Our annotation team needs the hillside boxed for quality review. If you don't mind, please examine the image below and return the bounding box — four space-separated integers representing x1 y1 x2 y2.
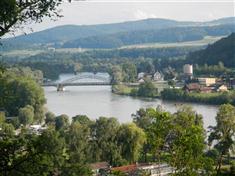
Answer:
186 33 235 68
1 17 234 50
63 24 235 48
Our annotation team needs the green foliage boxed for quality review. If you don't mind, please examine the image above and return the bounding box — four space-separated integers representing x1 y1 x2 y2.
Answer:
137 80 157 97
66 122 91 164
122 62 137 82
63 25 235 49
55 114 70 131
194 62 233 77
169 106 211 175
18 105 34 126
0 111 5 125
208 104 235 174
45 111 56 125
118 123 146 163
72 115 92 126
0 69 46 117
161 88 235 106
0 0 63 37
187 33 235 68
0 123 15 137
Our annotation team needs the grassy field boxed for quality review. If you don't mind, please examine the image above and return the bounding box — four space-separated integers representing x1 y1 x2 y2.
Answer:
120 36 223 49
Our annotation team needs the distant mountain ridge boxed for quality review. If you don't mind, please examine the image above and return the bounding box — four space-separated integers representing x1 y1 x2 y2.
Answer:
2 16 235 50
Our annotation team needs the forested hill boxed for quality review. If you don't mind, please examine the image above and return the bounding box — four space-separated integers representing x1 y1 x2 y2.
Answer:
186 33 235 68
1 17 235 50
63 24 235 48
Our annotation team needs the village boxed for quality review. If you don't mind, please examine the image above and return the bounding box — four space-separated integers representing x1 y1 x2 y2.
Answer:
137 64 235 94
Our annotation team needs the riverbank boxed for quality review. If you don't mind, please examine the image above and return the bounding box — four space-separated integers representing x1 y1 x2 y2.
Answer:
112 83 160 98
112 84 235 106
161 88 235 106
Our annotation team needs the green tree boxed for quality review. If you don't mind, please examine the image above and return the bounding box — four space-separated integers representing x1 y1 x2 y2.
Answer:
111 65 123 84
146 108 173 164
72 115 92 126
122 62 137 82
137 80 157 97
0 123 15 137
92 117 122 166
18 105 34 126
0 0 64 37
169 106 212 176
0 71 46 116
0 111 5 125
66 122 91 164
118 123 146 163
208 104 235 175
55 114 69 131
45 111 56 125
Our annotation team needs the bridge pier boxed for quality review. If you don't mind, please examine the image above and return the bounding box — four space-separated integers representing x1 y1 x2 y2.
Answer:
57 84 65 91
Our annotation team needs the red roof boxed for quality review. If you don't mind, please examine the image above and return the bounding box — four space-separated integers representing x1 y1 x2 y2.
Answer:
184 83 201 90
111 164 137 173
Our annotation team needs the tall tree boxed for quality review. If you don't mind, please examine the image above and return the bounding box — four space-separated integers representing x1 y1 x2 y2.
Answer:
169 106 212 176
208 104 235 175
118 123 146 163
18 105 34 126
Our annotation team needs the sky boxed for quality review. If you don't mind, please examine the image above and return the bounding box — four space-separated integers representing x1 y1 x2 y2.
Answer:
18 0 235 34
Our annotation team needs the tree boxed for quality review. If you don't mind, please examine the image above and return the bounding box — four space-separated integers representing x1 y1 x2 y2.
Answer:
72 115 92 126
0 123 15 137
146 108 173 164
0 71 46 116
137 60 155 74
169 106 212 175
0 110 5 125
0 0 64 37
92 117 122 166
111 65 123 84
45 111 56 125
137 80 157 97
55 114 69 131
208 104 235 175
66 122 91 164
118 123 146 163
18 105 34 126
122 62 137 82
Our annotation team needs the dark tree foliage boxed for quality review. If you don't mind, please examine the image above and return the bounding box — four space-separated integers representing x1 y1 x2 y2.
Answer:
0 0 64 37
187 33 235 68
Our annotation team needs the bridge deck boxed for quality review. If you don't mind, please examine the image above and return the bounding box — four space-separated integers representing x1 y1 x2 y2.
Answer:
43 82 112 87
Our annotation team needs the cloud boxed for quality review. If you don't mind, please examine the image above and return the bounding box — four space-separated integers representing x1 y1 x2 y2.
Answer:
133 9 157 20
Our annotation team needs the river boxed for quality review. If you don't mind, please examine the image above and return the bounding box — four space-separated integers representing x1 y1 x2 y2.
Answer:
44 73 218 129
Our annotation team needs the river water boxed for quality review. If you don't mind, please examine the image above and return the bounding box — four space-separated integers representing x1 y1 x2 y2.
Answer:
44 74 218 129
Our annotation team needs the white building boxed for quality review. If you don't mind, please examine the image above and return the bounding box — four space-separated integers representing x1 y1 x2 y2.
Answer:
138 72 145 80
153 71 164 81
183 64 193 76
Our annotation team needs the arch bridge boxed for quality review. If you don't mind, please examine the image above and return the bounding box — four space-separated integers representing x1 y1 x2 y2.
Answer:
43 73 112 91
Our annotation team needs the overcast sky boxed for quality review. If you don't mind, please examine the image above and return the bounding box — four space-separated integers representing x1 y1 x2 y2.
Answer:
19 0 235 34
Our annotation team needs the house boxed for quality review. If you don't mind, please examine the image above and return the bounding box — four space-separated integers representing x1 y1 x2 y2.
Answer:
138 78 145 83
198 78 216 86
200 87 212 93
183 83 201 93
213 84 228 92
137 72 145 80
111 164 138 175
111 163 174 176
90 162 110 176
153 71 164 81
